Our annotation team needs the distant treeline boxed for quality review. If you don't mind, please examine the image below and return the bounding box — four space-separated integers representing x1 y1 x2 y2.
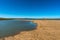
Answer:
13 18 60 20
0 18 60 20
0 18 13 20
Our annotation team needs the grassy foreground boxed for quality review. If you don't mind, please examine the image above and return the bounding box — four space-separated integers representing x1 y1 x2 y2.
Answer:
0 20 60 40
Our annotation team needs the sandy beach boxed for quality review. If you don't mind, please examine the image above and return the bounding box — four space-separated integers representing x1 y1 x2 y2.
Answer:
0 20 60 40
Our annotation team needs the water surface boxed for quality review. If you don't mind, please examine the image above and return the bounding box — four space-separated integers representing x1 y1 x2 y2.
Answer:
0 20 37 37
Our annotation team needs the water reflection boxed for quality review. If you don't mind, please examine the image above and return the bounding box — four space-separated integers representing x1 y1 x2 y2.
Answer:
0 20 37 38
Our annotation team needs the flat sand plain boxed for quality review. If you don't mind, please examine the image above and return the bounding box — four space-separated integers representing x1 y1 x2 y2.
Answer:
0 20 60 40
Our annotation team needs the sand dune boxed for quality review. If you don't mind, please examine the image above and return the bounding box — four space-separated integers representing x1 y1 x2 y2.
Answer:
0 20 60 40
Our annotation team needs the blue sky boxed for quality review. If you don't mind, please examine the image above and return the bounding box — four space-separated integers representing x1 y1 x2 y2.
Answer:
0 0 60 18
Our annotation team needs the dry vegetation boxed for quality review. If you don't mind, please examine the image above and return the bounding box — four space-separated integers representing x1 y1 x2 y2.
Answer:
0 20 60 40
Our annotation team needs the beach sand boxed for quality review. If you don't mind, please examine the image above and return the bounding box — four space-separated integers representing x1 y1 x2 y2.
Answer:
0 20 60 40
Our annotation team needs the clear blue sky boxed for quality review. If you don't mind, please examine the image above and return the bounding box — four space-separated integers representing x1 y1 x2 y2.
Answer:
0 0 60 18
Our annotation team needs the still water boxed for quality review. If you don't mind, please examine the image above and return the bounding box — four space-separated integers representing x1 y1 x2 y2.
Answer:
0 20 37 37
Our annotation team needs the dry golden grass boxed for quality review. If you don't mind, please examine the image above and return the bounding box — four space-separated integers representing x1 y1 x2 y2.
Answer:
0 20 60 40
